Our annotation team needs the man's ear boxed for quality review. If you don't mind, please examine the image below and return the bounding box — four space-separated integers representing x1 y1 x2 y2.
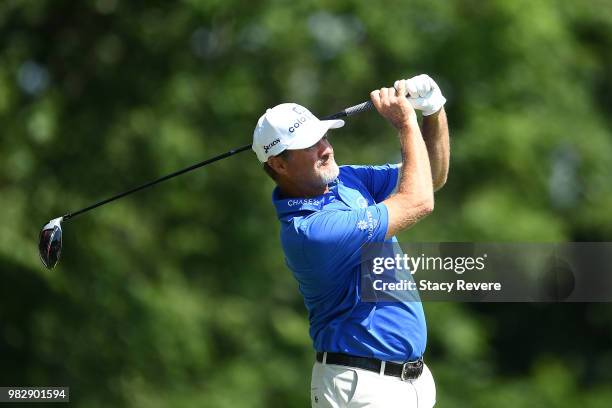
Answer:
267 155 290 176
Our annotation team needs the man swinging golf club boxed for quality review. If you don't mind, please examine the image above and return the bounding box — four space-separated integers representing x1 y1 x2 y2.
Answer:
252 74 449 407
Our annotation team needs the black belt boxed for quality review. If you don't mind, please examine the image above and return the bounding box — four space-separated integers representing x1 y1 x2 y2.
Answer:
316 352 424 381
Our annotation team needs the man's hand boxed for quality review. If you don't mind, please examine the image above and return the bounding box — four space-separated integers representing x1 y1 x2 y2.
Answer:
371 80 435 239
394 74 446 116
370 81 417 130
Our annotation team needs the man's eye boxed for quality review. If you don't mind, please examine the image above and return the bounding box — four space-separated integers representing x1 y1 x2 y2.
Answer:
305 135 328 151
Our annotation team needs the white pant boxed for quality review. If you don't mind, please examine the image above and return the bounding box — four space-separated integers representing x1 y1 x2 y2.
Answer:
310 359 436 408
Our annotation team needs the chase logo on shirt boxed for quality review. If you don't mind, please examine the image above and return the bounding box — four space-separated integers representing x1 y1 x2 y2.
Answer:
287 198 321 207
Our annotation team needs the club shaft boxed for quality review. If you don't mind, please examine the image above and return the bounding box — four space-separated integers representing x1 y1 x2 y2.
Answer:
64 144 252 220
63 101 374 221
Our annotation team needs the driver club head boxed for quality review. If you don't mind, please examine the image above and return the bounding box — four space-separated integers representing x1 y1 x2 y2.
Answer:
38 217 63 269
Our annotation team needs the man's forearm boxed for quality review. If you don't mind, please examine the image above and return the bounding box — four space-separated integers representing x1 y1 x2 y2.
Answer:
383 116 434 239
422 107 450 191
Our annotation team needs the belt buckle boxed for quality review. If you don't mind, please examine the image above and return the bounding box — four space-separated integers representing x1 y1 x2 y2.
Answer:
400 363 411 381
400 359 423 381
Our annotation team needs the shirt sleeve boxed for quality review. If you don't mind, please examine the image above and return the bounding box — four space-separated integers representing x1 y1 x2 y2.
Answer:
345 164 401 203
301 203 389 279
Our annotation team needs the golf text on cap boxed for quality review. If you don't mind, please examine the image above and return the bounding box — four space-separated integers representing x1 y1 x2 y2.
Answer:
289 105 312 133
263 138 281 154
289 116 310 133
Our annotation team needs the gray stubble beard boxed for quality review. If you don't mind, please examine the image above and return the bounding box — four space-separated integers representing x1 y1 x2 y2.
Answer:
316 159 340 187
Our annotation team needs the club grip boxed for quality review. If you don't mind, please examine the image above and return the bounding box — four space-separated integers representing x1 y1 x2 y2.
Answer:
344 100 374 116
321 100 374 120
333 85 413 119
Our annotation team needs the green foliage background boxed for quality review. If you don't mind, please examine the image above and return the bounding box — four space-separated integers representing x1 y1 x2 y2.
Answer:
2 0 612 406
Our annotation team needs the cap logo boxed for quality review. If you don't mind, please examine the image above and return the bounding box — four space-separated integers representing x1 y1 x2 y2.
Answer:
263 138 281 153
289 116 309 133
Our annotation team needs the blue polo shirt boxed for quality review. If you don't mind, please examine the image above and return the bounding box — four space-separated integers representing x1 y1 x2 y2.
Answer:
273 164 426 361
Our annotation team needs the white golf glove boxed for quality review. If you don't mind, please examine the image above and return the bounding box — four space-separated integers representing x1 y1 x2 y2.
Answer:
395 74 446 116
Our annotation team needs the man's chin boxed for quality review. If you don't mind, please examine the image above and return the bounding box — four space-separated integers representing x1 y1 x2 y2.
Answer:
319 163 340 185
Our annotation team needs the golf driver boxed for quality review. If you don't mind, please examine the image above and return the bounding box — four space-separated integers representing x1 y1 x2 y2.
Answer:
38 99 377 269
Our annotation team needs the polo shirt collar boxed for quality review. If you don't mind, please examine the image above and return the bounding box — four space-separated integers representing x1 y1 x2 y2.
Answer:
273 178 346 219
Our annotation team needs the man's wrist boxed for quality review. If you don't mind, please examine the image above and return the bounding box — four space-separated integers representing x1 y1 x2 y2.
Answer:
423 107 442 119
396 114 419 132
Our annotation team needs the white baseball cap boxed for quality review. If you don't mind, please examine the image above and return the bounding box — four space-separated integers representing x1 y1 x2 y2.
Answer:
252 103 345 163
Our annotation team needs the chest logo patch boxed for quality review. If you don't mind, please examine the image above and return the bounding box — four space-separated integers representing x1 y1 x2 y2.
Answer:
356 197 368 208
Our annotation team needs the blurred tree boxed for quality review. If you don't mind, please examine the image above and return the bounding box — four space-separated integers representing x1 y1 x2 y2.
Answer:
1 0 612 406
